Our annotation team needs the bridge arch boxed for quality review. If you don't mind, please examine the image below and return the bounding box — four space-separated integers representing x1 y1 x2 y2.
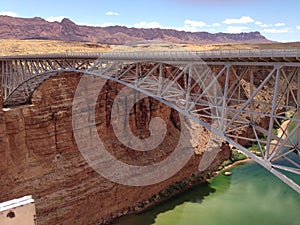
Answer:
1 51 300 192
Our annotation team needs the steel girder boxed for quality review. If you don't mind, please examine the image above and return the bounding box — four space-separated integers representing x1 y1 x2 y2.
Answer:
1 58 94 106
1 55 300 193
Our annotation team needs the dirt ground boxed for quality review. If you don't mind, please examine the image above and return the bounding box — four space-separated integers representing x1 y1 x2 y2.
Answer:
0 39 299 56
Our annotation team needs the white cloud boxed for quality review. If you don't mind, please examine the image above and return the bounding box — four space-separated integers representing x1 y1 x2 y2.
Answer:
184 19 206 27
133 19 207 32
262 28 290 33
182 19 207 32
223 16 255 24
105 11 119 16
74 21 125 27
255 21 263 26
133 21 164 29
101 22 125 27
225 26 250 33
296 26 300 30
275 22 285 27
45 16 65 22
0 11 18 17
260 24 273 28
182 26 198 32
212 22 221 27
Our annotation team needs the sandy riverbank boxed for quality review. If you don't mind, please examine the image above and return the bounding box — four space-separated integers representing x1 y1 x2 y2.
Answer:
215 158 254 176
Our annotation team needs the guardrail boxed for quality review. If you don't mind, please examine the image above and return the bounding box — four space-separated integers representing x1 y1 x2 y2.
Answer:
95 49 300 60
0 48 300 60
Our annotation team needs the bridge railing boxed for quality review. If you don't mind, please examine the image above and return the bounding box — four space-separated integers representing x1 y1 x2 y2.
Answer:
0 48 300 61
95 48 300 60
67 48 300 61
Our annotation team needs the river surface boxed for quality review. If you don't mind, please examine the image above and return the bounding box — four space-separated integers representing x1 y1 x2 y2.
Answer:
113 161 300 225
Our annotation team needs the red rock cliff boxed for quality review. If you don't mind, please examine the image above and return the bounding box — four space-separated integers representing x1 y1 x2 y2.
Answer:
0 15 272 44
0 71 230 225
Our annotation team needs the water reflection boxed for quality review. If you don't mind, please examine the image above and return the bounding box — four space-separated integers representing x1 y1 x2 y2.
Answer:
113 162 300 225
112 182 217 225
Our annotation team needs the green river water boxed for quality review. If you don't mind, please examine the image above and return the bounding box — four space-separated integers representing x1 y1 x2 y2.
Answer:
113 161 300 225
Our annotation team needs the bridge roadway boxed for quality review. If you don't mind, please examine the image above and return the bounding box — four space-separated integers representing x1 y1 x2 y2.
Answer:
0 49 300 193
1 48 300 62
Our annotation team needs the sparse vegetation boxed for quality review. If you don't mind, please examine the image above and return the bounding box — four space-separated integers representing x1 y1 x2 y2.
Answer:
231 149 247 161
218 149 247 171
248 143 263 157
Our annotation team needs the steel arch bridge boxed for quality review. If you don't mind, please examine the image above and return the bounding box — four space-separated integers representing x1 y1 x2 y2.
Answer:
1 49 300 193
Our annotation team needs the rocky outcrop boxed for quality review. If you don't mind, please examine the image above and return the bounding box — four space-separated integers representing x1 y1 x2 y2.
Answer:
0 15 272 44
0 86 10 177
0 71 230 225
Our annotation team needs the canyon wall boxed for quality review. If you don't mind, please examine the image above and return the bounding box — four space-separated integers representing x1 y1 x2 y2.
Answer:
0 72 230 225
0 78 10 180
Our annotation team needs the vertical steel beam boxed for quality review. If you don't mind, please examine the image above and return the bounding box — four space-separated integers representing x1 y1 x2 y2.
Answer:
190 65 227 111
265 66 281 160
161 64 189 96
221 65 230 131
250 68 254 123
157 63 163 96
5 60 9 99
225 68 276 130
185 64 192 111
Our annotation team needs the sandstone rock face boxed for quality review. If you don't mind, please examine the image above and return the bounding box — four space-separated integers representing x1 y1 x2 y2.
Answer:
0 84 10 177
0 72 230 225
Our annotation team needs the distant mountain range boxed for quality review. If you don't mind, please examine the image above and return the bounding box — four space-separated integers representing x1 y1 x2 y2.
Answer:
0 16 273 45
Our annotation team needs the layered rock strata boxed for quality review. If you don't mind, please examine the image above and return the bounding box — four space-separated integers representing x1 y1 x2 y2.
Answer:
0 72 230 225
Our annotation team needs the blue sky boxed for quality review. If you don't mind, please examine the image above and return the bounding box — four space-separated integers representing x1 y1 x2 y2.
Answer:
0 0 300 42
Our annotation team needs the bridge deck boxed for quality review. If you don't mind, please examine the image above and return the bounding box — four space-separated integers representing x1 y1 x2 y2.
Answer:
0 49 300 63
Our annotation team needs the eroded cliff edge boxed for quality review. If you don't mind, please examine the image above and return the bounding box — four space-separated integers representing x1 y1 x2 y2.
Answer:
0 72 230 225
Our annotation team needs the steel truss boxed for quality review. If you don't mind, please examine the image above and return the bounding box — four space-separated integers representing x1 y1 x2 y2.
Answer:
1 58 94 106
1 52 300 193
